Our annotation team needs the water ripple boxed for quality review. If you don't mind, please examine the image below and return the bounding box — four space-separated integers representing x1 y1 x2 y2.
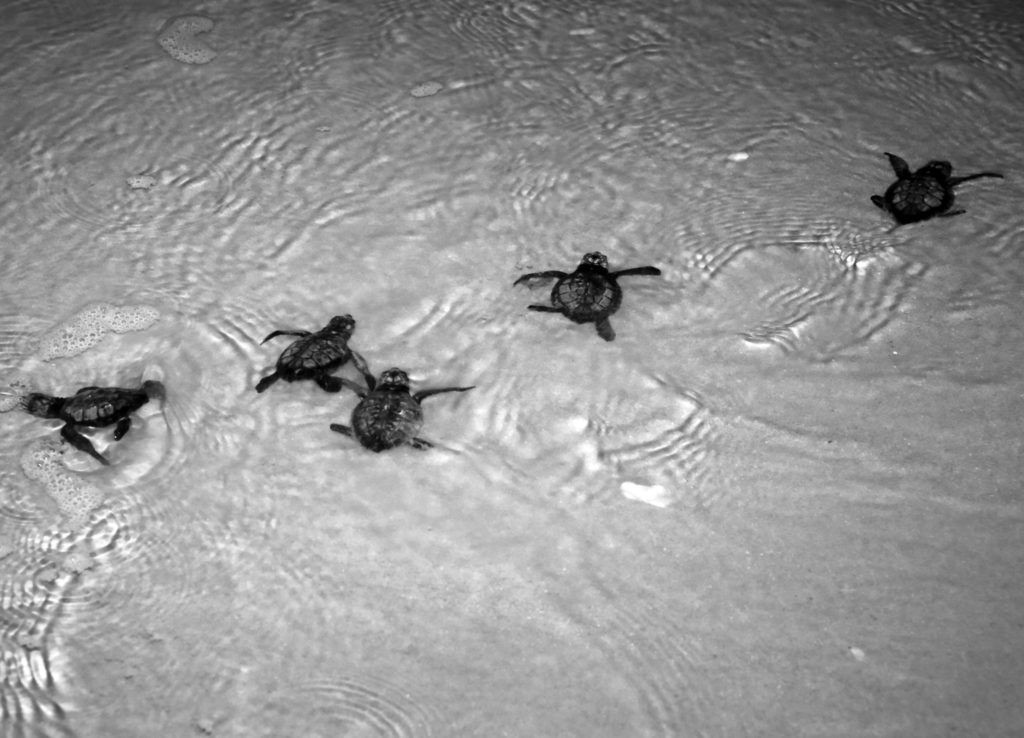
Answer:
254 677 442 737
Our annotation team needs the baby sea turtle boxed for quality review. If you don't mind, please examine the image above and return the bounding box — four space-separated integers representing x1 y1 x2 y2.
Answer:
22 380 165 465
329 368 474 452
513 251 661 341
255 314 372 393
871 152 1004 225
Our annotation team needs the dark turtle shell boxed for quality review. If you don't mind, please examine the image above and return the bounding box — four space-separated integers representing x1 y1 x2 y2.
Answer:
349 369 424 452
60 386 150 426
881 162 954 223
22 380 165 466
330 367 474 452
276 315 355 380
872 153 1005 225
552 252 622 324
514 251 661 341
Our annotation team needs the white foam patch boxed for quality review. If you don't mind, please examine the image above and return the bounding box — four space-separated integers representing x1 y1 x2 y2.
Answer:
126 174 157 191
157 15 218 65
36 302 160 360
61 548 95 574
620 481 672 508
410 81 443 98
0 374 31 412
20 439 104 527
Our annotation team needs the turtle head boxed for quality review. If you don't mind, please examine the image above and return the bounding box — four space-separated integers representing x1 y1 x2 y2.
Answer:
142 380 166 403
922 160 953 181
21 392 63 418
325 314 356 337
377 368 411 392
581 252 609 270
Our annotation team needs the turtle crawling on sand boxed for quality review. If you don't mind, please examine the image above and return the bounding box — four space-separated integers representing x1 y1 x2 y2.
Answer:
513 251 661 341
329 368 474 452
255 314 372 393
22 381 165 465
871 152 1004 225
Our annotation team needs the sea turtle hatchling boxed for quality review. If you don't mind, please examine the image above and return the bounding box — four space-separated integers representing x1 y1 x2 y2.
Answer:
21 380 166 465
871 152 1004 225
513 251 661 341
329 368 474 452
255 314 373 393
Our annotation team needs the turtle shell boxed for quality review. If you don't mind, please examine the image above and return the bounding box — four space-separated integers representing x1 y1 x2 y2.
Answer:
350 391 424 452
552 272 622 324
277 334 351 379
885 175 953 222
61 387 148 427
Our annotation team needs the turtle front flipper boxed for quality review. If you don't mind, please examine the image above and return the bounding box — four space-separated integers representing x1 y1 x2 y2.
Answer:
61 424 109 465
938 209 966 218
611 266 661 278
413 386 475 403
350 351 375 390
260 329 310 345
870 194 886 210
409 437 434 450
596 317 616 342
514 271 568 287
255 372 280 393
883 152 911 177
527 304 562 313
113 416 132 441
948 171 1004 187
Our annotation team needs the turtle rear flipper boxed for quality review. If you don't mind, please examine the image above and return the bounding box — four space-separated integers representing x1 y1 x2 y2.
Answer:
113 416 131 441
596 317 615 341
871 194 886 210
61 425 109 465
255 373 279 393
329 423 353 437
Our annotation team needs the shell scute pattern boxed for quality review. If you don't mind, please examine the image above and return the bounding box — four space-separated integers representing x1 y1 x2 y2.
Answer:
330 368 474 452
255 314 373 394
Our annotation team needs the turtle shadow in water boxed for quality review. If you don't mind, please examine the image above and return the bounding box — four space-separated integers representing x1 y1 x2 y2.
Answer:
513 251 662 341
871 151 1004 227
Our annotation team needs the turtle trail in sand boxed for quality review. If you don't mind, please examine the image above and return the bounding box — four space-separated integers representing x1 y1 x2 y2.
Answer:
513 251 661 341
871 152 1004 226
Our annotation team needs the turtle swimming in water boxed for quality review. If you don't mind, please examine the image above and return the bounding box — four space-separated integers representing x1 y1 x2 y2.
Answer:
329 368 474 452
871 152 1004 226
513 251 661 341
255 314 373 393
22 380 166 465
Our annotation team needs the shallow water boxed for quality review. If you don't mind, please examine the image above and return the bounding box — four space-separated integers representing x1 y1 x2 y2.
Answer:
2 0 1023 735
